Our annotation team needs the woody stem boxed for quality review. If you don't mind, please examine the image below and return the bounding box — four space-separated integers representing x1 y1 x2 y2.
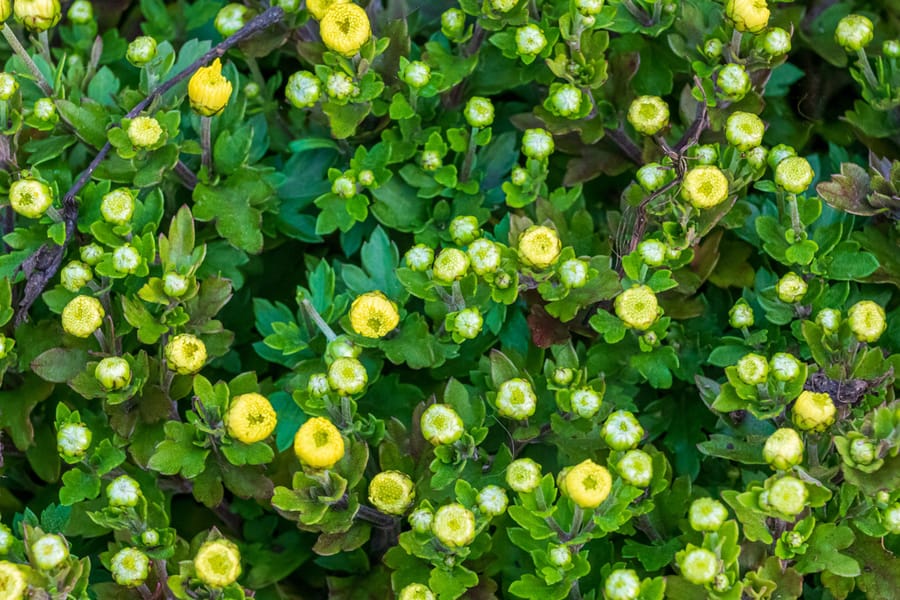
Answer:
1 24 53 95
200 116 213 176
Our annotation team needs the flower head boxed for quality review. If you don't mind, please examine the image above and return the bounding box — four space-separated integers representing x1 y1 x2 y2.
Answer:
399 583 436 600
127 116 163 148
57 422 91 457
776 272 807 303
506 458 542 493
95 357 132 391
214 3 252 37
421 404 464 445
725 0 769 33
409 508 433 533
285 71 321 108
518 225 562 269
495 378 537 420
165 334 207 375
0 73 18 100
515 24 547 56
320 3 371 57
563 459 612 509
465 96 495 128
476 485 508 516
9 178 52 219
618 449 653 488
605 569 640 600
764 428 804 470
112 245 141 274
14 0 61 31
307 0 348 20
847 300 886 342
31 534 68 570
678 546 719 584
349 291 400 338
101 189 135 225
615 285 659 330
767 475 808 516
816 308 841 333
368 471 415 515
433 248 470 283
452 307 483 340
62 295 104 338
602 410 644 451
550 84 583 118
188 59 232 117
107 475 141 507
775 156 814 194
226 393 277 444
725 111 765 151
405 244 435 271
689 498 729 531
729 300 754 328
0 561 27 599
627 96 670 135
770 352 801 382
110 547 150 587
327 357 368 395
559 258 589 288
467 239 501 275
432 503 476 548
717 63 751 101
294 417 345 468
835 15 874 52
60 260 92 292
194 539 241 588
760 27 792 56
736 353 768 385
126 36 157 66
570 388 602 419
522 128 554 159
682 166 729 208
792 391 835 432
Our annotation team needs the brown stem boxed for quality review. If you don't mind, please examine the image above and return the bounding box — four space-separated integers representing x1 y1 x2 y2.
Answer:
605 127 642 165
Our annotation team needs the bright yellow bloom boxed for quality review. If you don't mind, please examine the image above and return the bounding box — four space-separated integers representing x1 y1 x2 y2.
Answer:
518 225 562 269
792 391 836 432
194 539 241 588
62 295 105 338
188 59 233 117
14 0 60 31
563 459 612 509
349 291 400 338
307 0 348 20
165 334 207 375
320 3 371 57
725 0 769 33
368 471 415 515
294 417 345 469
615 285 659 330
226 393 277 444
0 561 27 599
9 178 53 219
682 166 729 209
0 0 11 22
847 300 886 343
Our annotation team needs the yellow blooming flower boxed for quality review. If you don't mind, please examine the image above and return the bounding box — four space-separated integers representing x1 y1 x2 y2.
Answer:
188 59 233 117
165 333 207 375
307 0 348 20
226 393 277 444
320 3 371 57
725 0 769 33
682 166 729 209
432 503 476 548
9 178 52 219
562 459 612 509
847 300 886 343
294 416 345 468
614 285 659 330
518 225 562 269
349 291 400 338
0 561 27 600
368 471 415 515
62 295 105 338
194 539 241 589
792 391 836 432
14 0 60 31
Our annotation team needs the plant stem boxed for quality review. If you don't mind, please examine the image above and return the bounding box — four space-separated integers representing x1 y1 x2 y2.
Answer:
1 24 52 95
301 298 338 342
460 127 479 183
200 116 213 176
38 30 52 67
856 48 880 91
729 28 743 62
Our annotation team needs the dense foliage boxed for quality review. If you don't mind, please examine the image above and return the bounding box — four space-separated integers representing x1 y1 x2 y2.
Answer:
2 0 900 598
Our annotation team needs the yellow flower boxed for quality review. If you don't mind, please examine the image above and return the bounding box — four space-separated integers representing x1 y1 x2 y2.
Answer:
518 225 562 269
307 0 348 20
847 300 886 343
725 0 769 33
9 178 53 219
0 561 27 600
682 166 729 209
349 291 400 338
62 295 105 338
127 116 163 148
194 539 241 589
0 0 11 22
614 285 659 330
226 393 277 444
563 459 612 509
368 471 415 515
14 0 60 31
188 59 233 117
164 333 207 375
432 503 476 548
294 416 345 469
792 391 836 432
320 3 371 57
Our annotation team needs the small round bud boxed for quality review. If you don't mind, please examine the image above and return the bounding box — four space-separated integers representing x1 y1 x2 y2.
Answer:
559 258 589 288
768 475 808 516
327 357 368 395
449 215 480 246
575 0 604 16
101 188 135 225
549 545 572 567
736 353 769 385
162 272 189 297
776 272 808 303
615 285 659 330
349 291 399 339
636 162 671 193
0 524 13 554
226 393 277 444
775 156 814 194
628 95 669 136
725 111 765 151
618 449 653 488
767 143 797 169
717 63 751 101
358 169 375 186
110 547 150 587
57 422 91 457
369 471 415 515
405 244 434 271
759 27 791 56
0 73 18 100
127 116 163 148
884 40 900 58
467 239 501 275
510 166 529 186
140 530 159 546
214 3 252 37
703 38 723 59
399 583 436 600
14 0 62 32
328 337 360 359
31 534 68 571
679 547 719 585
244 81 260 99
409 508 434 533
453 307 483 340
552 367 574 386
60 260 93 292
849 437 877 465
764 428 804 470
126 36 157 66
332 174 355 199
0 335 10 360
95 357 132 391
67 0 92 24
433 248 470 283
421 404 464 445
602 410 643 451
33 97 56 121
464 96 494 128
432 503 476 548
682 165 729 208
883 503 900 534
694 144 719 165
112 244 141 274
194 539 241 588
80 243 104 265
421 149 442 171
792 391 836 432
294 417 344 469
835 15 874 52
402 60 431 88
728 300 755 328
307 373 329 397
549 84 583 118
689 498 729 531
62 295 105 338
563 459 612 509
285 71 321 108
725 0 769 33
516 24 547 56
637 239 667 267
0 560 27 598
440 8 466 40
489 0 517 13
605 569 641 600
876 490 892 506
164 333 207 375
518 225 562 269
746 146 769 170
521 128 554 160
107 475 141 507
570 388 602 419
506 458 542 493
847 300 886 343
325 72 356 100
770 352 802 382
496 378 538 420
815 308 841 333
9 178 53 219
476 485 508 516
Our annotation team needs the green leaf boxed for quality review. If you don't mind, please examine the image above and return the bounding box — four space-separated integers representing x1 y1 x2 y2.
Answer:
30 347 88 383
193 169 276 254
794 523 860 577
59 469 101 506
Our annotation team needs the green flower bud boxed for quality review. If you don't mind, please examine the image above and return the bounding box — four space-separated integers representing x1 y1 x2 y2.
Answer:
215 3 252 37
736 353 769 385
847 300 886 342
770 352 802 382
405 244 434 271
835 14 874 52
399 583 436 600
14 0 61 32
60 260 93 292
776 272 807 303
758 27 791 56
746 146 768 170
110 547 149 587
637 239 667 266
433 248 470 283
602 410 643 451
636 162 671 192
815 308 840 333
575 0 604 16
464 96 494 128
101 188 135 225
489 0 517 13
549 84 583 118
506 458 542 493
883 503 900 534
849 436 877 465
31 534 68 571
57 422 91 457
307 373 329 397
162 272 189 297
327 357 368 395
768 475 808 516
67 0 92 24
285 71 321 108
9 178 53 219
618 449 653 488
402 60 431 89
33 97 56 121
0 72 18 100
884 40 900 58
107 474 141 507
440 8 466 40
449 215 480 245
725 111 765 151
140 529 159 546
244 81 260 98
0 523 13 554
689 498 729 531
452 307 483 340
332 174 356 198
0 334 11 359
112 244 141 274
717 63 751 101
763 428 804 470
679 547 719 585
432 503 476 548
325 72 356 100
95 357 132 391
421 404 464 445
694 144 719 165
570 388 602 419
605 569 641 600
496 378 537 420
767 143 796 169
552 368 574 387
409 508 434 533
516 24 547 56
80 243 104 265
522 128 554 159
559 258 589 288
510 166 529 186
421 149 442 171
728 300 754 328
476 485 508 516
368 471 415 515
127 116 163 148
703 38 723 59
275 0 301 13
627 95 670 136
775 156 814 194
549 545 572 567
126 36 157 67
